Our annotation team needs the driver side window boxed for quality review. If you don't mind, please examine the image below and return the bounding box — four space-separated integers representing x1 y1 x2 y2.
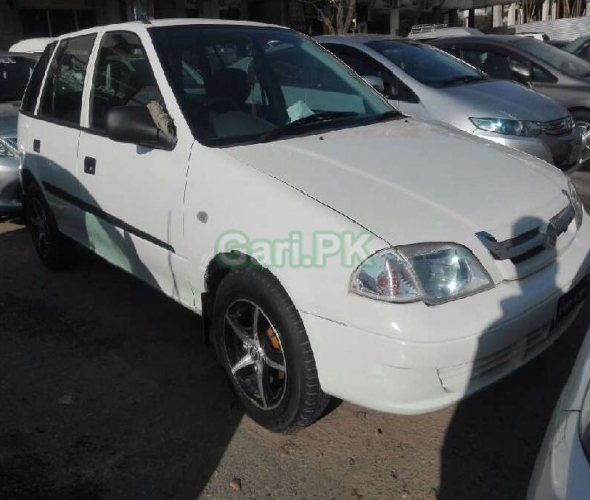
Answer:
90 31 163 132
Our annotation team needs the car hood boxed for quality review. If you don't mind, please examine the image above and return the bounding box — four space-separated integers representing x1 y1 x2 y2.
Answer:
224 119 569 247
437 80 568 121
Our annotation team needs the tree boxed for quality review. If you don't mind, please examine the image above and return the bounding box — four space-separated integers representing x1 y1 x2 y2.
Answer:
304 0 358 34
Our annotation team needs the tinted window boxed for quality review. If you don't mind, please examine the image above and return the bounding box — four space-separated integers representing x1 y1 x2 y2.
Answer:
0 54 37 104
367 40 485 87
531 64 556 82
461 49 523 79
40 35 96 125
151 27 391 146
325 44 418 102
21 43 55 113
90 31 163 131
512 38 590 78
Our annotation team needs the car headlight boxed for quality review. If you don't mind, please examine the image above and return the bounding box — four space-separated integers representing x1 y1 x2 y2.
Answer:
350 244 493 305
470 118 542 137
580 380 590 462
0 138 17 158
568 179 584 229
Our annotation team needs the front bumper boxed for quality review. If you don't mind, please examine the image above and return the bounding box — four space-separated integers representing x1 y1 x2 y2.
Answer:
0 157 22 213
301 217 590 415
473 129 583 174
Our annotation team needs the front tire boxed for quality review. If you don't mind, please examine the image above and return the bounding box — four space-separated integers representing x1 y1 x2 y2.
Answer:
23 182 75 270
213 267 329 433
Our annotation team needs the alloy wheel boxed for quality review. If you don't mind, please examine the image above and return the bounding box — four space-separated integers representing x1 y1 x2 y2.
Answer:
223 299 287 410
29 198 51 256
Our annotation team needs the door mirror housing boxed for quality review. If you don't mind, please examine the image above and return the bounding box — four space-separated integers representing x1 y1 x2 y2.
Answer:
510 60 532 85
362 75 385 94
105 106 176 150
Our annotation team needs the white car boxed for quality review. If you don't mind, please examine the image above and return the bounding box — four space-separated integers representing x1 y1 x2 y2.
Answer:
9 37 53 54
18 19 590 432
527 326 590 499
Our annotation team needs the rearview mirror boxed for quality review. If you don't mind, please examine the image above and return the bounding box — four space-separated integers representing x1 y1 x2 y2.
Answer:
105 106 176 151
510 60 532 85
362 75 385 94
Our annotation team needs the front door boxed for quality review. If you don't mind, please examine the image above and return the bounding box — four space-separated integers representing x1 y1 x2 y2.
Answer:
76 30 192 304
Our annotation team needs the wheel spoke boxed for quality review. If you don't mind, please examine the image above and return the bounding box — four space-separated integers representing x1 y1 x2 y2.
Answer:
226 313 255 347
263 353 285 372
256 364 268 408
231 353 255 374
252 306 260 340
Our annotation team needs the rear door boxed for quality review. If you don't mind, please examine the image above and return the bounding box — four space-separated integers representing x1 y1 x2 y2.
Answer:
23 34 96 240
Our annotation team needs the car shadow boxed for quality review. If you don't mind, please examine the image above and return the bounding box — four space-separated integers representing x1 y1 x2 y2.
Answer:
438 215 590 499
0 159 244 498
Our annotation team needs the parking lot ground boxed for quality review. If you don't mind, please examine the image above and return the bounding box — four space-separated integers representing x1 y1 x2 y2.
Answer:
1 171 590 500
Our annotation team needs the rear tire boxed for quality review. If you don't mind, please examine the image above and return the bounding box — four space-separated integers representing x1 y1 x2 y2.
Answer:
213 267 330 433
23 182 76 270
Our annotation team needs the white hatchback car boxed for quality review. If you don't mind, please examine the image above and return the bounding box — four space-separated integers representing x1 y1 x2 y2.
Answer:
18 19 590 432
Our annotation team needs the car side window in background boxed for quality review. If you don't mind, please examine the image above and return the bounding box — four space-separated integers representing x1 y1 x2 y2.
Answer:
531 64 557 83
21 42 56 114
90 31 163 131
461 49 513 79
40 35 96 125
324 45 415 101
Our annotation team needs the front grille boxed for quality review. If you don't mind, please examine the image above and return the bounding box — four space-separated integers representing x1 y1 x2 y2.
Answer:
538 116 574 136
476 203 575 264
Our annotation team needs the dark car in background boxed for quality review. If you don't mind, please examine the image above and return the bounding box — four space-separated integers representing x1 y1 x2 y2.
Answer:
431 35 590 164
0 51 38 213
563 35 590 62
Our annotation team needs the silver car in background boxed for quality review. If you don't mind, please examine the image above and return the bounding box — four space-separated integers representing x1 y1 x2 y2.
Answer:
317 35 583 173
0 52 38 214
527 325 590 499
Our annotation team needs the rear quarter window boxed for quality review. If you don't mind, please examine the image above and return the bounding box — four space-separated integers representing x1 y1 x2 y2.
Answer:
21 43 56 114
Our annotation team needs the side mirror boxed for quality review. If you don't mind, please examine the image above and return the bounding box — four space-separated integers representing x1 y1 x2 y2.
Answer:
362 75 385 94
510 60 532 85
105 106 176 150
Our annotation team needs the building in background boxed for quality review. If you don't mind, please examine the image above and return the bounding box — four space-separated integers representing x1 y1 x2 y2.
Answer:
1 0 589 50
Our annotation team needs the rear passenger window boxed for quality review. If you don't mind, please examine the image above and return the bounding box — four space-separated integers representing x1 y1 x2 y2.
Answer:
22 42 55 114
40 35 95 125
90 32 163 131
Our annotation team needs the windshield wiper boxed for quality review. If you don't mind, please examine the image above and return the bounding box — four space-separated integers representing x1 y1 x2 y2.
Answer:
258 111 360 143
439 75 487 87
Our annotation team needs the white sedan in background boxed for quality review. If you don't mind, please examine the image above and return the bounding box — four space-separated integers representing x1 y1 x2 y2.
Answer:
528 326 590 499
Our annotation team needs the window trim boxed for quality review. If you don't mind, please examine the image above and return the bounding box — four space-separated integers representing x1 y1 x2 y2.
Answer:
36 33 97 128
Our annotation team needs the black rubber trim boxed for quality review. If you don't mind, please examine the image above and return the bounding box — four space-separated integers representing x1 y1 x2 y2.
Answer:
42 181 175 253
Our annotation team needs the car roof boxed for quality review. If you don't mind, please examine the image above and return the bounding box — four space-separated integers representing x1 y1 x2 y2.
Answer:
432 34 531 45
0 51 39 60
316 34 420 47
52 18 286 41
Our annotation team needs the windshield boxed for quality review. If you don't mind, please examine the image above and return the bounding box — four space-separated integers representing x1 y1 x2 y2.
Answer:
150 27 392 146
367 40 485 87
0 55 37 103
512 38 590 77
